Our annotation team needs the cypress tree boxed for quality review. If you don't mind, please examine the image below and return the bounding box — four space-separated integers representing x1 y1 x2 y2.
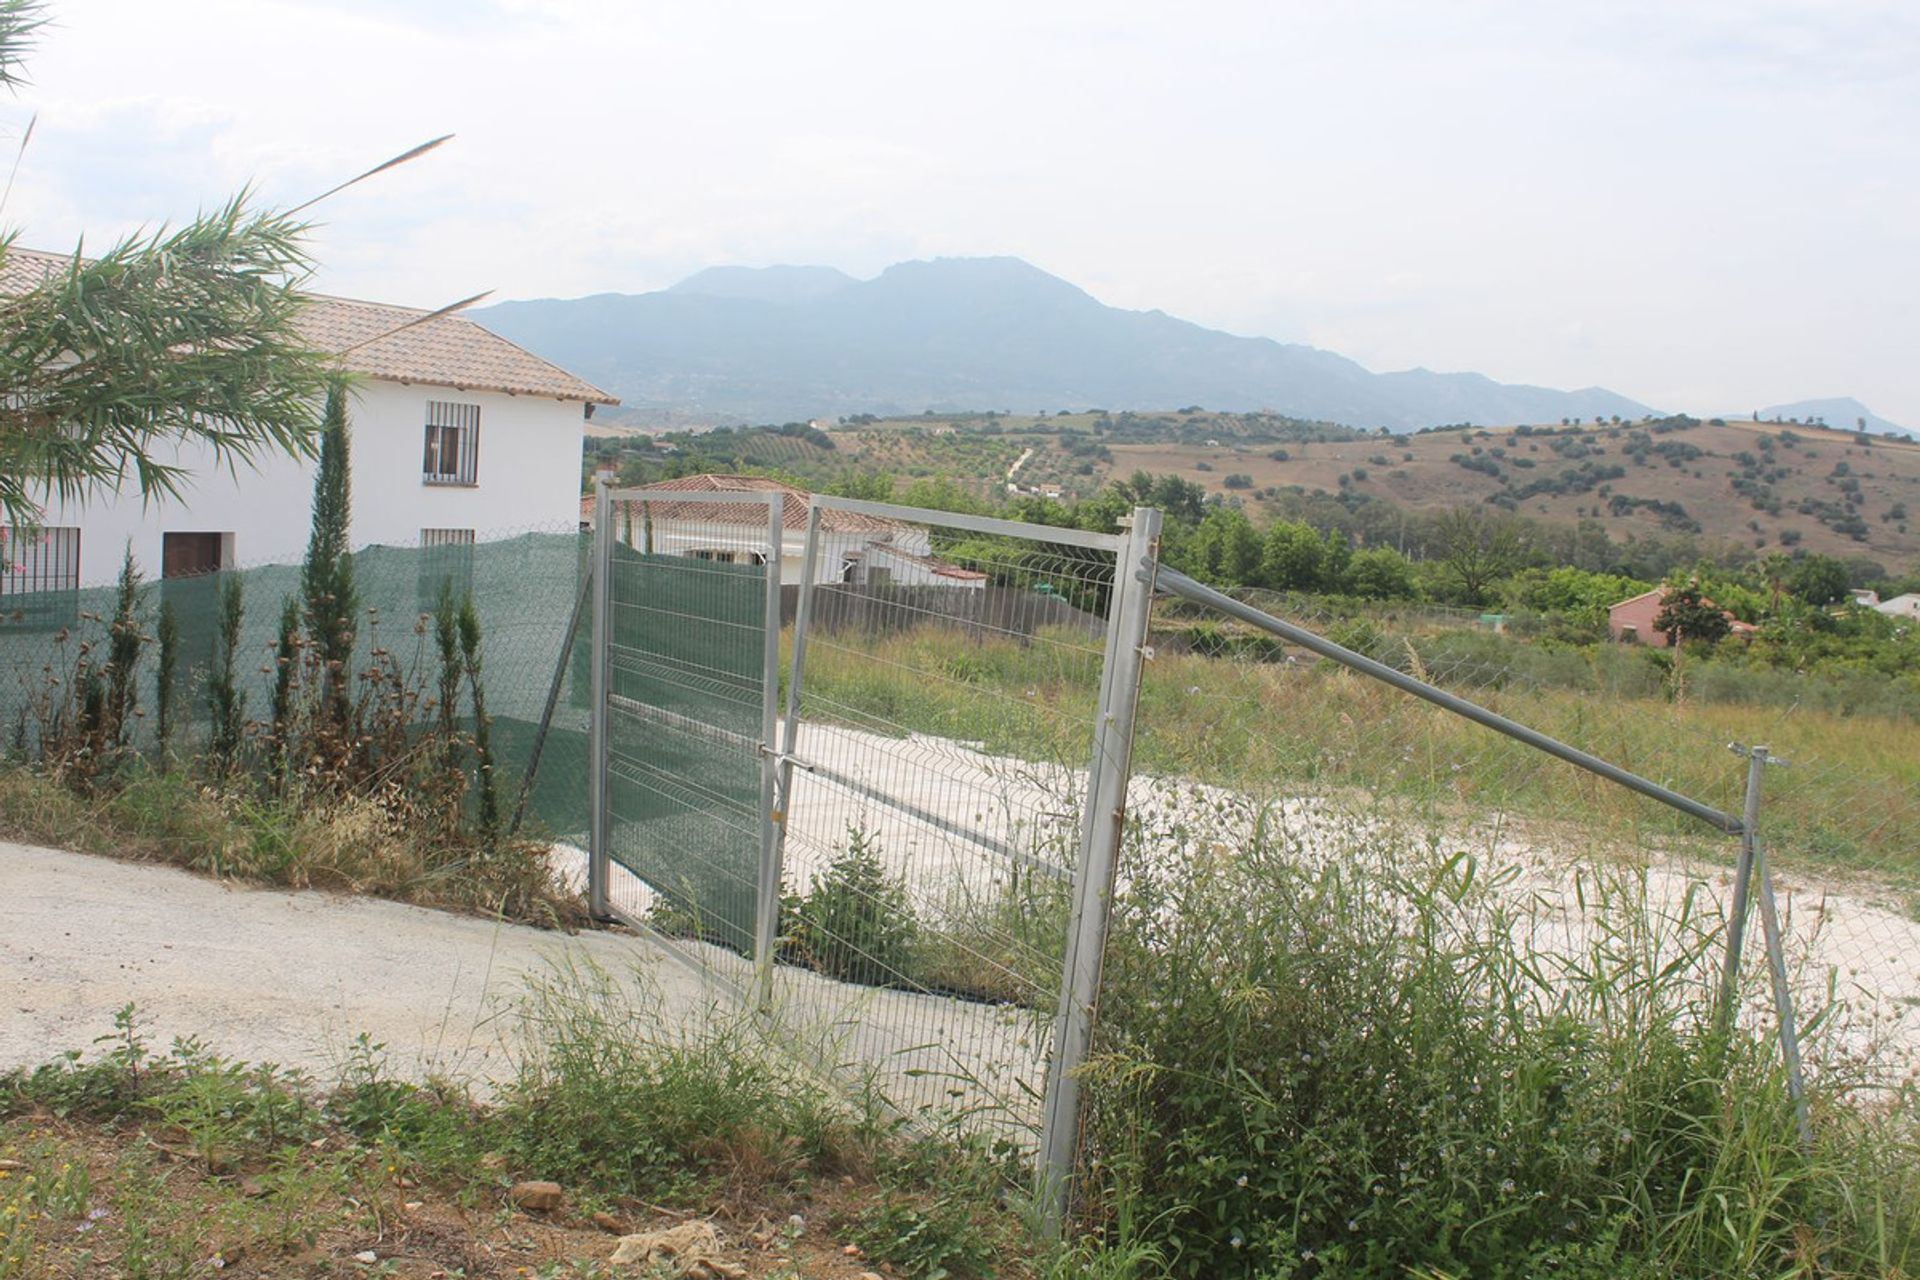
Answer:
457 595 499 844
302 381 358 731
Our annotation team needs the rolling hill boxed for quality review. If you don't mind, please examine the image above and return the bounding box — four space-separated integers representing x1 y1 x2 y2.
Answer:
601 409 1920 567
476 257 1658 432
1086 414 1920 565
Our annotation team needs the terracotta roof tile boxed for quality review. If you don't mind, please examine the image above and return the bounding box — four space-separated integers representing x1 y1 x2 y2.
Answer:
622 475 903 534
0 246 616 404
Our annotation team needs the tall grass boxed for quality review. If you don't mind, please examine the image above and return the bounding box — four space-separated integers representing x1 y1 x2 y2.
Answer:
1072 807 1920 1278
0 765 580 926
792 623 1920 883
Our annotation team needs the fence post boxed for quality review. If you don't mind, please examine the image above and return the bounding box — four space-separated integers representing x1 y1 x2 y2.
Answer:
586 475 613 921
1716 745 1767 1035
1038 505 1161 1238
752 493 787 1012
764 505 825 1012
1750 763 1814 1149
1722 743 1813 1148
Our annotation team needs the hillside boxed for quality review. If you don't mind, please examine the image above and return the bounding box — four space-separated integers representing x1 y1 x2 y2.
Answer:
613 410 1920 566
1096 414 1920 565
476 257 1656 432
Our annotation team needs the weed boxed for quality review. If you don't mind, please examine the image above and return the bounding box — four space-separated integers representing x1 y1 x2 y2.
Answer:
6 1003 151 1120
1074 816 1920 1278
499 960 858 1201
141 1040 318 1171
849 1191 1000 1279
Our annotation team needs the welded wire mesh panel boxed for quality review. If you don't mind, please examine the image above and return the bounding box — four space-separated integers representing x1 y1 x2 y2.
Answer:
600 504 772 964
1120 580 1920 1106
774 503 1120 1138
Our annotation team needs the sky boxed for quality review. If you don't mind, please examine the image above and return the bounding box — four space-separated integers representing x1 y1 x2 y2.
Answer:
7 0 1918 424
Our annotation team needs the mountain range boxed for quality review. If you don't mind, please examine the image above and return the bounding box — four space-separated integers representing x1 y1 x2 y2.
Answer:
474 258 1904 435
1752 398 1909 436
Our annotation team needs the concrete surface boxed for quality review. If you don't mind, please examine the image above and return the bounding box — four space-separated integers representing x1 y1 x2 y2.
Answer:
0 841 1047 1129
0 841 702 1083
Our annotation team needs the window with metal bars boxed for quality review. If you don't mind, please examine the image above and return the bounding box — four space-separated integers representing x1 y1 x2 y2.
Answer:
422 401 480 485
0 526 80 629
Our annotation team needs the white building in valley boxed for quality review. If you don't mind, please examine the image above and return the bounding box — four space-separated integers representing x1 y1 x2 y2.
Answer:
0 247 615 591
1876 593 1920 621
592 474 987 589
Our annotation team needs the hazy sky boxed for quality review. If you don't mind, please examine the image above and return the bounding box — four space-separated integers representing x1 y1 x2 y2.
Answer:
9 0 1918 423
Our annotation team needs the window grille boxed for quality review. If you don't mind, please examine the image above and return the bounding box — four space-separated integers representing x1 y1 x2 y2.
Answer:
0 526 80 629
422 401 480 485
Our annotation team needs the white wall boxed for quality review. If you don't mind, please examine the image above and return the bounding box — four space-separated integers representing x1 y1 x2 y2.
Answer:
613 509 871 586
29 379 589 585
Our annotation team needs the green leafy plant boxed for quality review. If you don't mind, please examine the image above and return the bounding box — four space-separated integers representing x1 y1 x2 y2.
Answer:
849 1191 999 1280
793 824 921 987
457 594 500 843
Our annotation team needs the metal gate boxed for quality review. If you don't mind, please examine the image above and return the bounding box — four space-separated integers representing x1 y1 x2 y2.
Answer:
585 478 1161 1221
586 482 785 995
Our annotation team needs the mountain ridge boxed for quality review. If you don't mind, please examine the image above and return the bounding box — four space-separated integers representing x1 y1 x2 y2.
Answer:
473 258 1883 435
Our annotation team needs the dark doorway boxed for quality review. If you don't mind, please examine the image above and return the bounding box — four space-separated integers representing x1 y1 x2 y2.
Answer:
162 531 228 579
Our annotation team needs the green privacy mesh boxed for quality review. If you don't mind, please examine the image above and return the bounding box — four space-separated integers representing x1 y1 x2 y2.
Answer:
602 542 770 952
0 529 595 845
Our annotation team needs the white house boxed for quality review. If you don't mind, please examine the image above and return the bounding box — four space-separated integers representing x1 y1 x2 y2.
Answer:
1875 593 1920 620
592 474 986 589
0 247 616 591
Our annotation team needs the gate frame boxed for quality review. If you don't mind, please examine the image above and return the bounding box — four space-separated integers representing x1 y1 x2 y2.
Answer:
775 494 1156 1233
587 476 787 991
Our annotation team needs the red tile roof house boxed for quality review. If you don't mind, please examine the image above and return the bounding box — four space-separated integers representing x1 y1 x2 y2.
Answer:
583 474 987 589
1607 587 1758 647
0 246 617 589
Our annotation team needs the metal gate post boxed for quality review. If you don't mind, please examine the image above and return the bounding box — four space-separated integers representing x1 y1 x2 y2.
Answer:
762 505 825 1012
752 493 787 1011
1716 745 1767 1035
1721 743 1812 1147
1038 505 1160 1237
587 475 614 921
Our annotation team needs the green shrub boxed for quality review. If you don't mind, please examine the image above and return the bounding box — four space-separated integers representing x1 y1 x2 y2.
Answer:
794 825 921 987
1076 823 1920 1277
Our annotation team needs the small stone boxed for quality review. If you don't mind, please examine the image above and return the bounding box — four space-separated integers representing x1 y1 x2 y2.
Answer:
0 1160 25 1172
353 1251 378 1265
509 1180 563 1212
238 1176 268 1198
592 1210 625 1233
404 1201 424 1212
843 1244 864 1257
859 1273 885 1280
786 1213 806 1234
